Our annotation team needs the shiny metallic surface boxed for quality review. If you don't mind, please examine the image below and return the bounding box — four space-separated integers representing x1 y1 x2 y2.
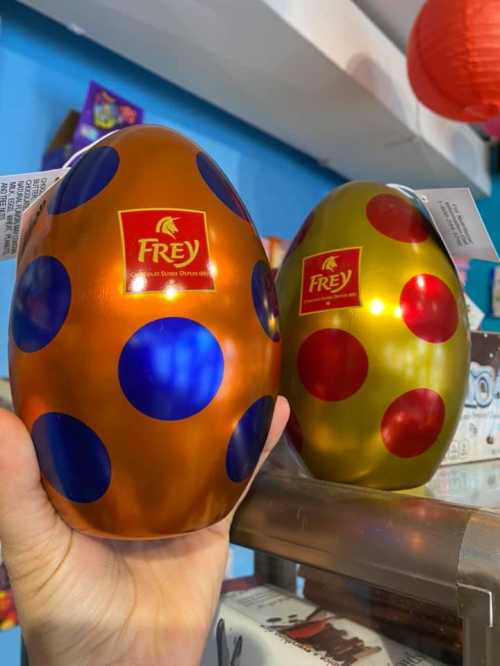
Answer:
458 511 500 665
277 181 470 489
233 473 500 663
9 125 281 539
233 473 472 609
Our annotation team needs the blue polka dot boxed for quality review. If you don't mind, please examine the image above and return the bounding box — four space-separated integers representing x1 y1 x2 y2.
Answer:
226 396 275 483
119 317 224 420
196 152 251 222
48 146 119 214
32 413 111 503
12 256 71 352
252 260 280 341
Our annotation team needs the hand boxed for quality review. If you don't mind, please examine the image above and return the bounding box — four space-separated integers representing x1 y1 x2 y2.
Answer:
0 397 289 666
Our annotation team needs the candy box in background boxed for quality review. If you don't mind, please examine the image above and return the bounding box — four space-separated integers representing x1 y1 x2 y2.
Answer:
42 81 143 169
72 81 143 152
201 582 444 665
41 111 80 171
442 331 500 466
0 576 17 632
261 236 290 277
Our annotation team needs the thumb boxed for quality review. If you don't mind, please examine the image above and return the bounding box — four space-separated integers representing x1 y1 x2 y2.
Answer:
254 395 291 475
227 395 290 520
0 409 62 558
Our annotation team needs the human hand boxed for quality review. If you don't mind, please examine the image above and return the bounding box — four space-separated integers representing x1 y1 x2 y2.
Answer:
0 396 289 666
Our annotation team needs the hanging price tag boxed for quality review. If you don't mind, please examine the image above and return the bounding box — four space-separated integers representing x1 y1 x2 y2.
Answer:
0 168 68 261
415 187 499 262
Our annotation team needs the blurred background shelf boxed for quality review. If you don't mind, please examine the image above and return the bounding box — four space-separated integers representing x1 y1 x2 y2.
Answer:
18 0 491 196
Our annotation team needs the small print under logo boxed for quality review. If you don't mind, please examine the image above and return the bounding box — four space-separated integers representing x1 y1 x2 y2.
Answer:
300 247 361 315
119 208 214 293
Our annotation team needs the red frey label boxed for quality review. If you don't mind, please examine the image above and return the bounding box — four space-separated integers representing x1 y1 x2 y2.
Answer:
300 247 361 315
119 208 214 293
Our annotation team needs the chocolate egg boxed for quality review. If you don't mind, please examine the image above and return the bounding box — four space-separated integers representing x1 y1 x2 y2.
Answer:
9 125 281 538
277 181 469 490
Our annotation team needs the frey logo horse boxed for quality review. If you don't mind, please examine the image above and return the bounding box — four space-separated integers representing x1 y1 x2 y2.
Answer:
119 208 214 293
300 247 361 315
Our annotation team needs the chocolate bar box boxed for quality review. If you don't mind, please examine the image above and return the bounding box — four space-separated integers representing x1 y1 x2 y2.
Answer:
202 584 445 665
443 331 500 466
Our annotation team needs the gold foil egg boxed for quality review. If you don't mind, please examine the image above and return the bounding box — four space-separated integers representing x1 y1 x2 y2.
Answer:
277 181 470 490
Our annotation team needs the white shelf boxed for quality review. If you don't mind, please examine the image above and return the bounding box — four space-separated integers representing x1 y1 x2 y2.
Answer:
20 0 491 197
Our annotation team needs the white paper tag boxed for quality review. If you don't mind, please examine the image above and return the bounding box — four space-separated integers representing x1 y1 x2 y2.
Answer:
415 187 499 262
17 178 65 263
0 168 68 261
0 132 119 263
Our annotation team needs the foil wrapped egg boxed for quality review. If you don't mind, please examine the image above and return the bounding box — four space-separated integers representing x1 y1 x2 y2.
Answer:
277 181 470 490
9 125 281 538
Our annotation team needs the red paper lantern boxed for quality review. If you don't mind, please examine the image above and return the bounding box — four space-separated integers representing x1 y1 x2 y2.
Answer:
483 115 500 138
407 0 500 122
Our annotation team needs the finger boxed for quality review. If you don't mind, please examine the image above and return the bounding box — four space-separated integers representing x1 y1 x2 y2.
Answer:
0 409 63 558
255 395 290 471
227 395 290 519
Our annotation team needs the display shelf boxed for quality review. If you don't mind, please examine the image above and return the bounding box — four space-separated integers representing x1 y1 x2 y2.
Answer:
19 0 491 196
231 469 500 665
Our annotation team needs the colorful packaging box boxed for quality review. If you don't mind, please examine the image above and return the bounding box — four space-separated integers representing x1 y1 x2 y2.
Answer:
0 589 16 632
202 583 445 665
261 236 290 276
72 81 143 152
442 331 500 466
41 111 80 171
42 82 143 169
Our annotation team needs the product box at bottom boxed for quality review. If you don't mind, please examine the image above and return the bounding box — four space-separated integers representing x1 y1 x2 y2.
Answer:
442 331 500 466
202 584 444 665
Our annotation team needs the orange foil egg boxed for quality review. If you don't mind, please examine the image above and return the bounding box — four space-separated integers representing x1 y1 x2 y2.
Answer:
277 182 470 490
9 125 281 538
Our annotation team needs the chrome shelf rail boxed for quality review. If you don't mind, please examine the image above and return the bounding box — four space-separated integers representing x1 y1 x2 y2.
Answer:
232 472 500 666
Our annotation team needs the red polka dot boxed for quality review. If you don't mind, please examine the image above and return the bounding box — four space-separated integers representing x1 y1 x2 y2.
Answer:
400 274 458 343
286 409 304 453
283 211 315 262
366 194 429 243
381 389 445 458
297 329 368 401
